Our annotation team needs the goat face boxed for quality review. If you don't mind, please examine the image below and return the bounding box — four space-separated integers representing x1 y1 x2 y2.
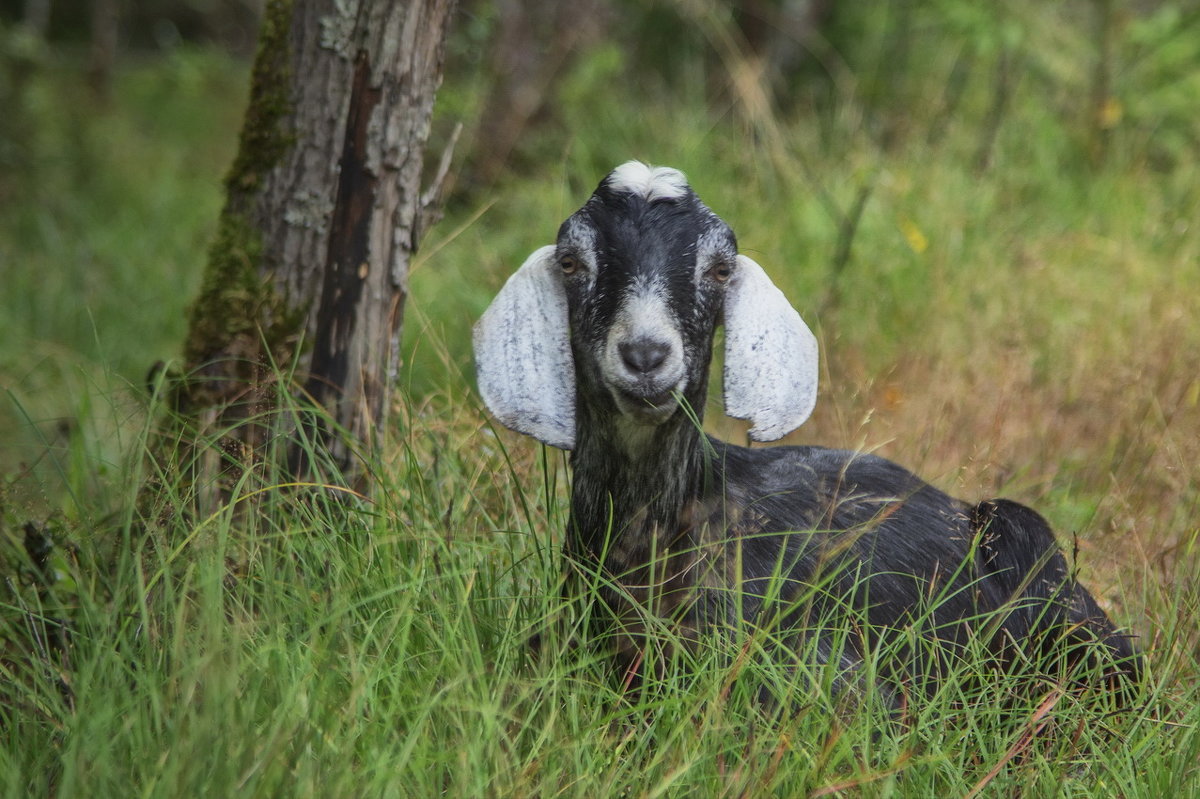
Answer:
475 161 821 450
556 165 733 427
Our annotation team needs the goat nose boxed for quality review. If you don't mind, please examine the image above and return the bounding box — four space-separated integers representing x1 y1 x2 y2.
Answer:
619 339 671 375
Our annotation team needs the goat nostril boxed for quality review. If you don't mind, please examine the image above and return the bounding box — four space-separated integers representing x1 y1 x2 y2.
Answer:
619 340 671 375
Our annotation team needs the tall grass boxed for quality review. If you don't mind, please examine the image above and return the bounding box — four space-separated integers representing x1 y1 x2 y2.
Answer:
4 4 1200 795
2 379 1197 796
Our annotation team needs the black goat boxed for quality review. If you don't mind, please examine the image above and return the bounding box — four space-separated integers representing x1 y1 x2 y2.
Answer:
474 161 1138 699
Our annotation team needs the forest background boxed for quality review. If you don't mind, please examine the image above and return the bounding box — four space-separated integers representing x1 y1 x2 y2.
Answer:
1 1 1198 795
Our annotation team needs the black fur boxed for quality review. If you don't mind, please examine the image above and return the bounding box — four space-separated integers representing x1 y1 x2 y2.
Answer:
543 168 1139 697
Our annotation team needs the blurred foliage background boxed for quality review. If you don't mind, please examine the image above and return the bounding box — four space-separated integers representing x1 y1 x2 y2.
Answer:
1 2 1199 793
2 0 1198 630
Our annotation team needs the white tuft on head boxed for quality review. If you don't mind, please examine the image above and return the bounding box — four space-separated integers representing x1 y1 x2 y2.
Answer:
607 161 689 202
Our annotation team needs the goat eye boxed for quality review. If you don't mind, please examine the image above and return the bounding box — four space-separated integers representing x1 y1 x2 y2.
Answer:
559 255 581 276
709 261 734 283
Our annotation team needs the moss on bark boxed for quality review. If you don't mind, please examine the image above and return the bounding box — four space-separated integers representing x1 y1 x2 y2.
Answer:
225 0 297 198
183 0 300 370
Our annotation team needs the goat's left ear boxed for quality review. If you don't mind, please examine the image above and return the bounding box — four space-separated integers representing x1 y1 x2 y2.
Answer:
722 255 819 442
473 246 576 450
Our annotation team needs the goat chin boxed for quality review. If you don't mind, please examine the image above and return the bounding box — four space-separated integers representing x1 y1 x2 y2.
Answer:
607 386 680 422
474 160 1141 704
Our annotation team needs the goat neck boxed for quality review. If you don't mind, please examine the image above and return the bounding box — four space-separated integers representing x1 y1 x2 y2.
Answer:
566 372 715 565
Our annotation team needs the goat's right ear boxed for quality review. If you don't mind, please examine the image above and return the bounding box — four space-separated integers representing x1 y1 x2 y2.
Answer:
722 255 819 442
473 246 576 450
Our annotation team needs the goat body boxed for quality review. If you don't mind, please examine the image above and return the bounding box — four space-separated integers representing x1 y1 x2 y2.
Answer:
475 161 1138 696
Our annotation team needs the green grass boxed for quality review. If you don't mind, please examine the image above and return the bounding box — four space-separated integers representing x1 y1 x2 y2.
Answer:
3 4 1200 795
2 387 1197 796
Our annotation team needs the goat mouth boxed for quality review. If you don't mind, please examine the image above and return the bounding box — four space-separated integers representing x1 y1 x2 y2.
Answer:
612 387 679 422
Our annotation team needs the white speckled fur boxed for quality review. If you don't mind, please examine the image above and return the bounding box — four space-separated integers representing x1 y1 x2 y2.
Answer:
607 161 689 202
723 255 819 441
693 226 732 283
601 276 686 395
473 246 576 449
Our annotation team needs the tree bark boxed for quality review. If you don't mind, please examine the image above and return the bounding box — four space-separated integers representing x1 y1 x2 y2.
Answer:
88 0 119 98
176 0 454 491
464 0 606 189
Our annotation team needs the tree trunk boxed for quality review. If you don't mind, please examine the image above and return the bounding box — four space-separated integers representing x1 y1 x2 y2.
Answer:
88 0 119 99
176 0 454 493
25 0 51 37
463 0 606 189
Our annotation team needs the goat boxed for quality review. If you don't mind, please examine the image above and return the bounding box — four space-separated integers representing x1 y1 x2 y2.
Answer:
474 161 1139 701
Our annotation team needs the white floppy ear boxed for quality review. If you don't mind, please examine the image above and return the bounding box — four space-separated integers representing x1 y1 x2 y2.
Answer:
473 246 576 450
723 254 819 442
